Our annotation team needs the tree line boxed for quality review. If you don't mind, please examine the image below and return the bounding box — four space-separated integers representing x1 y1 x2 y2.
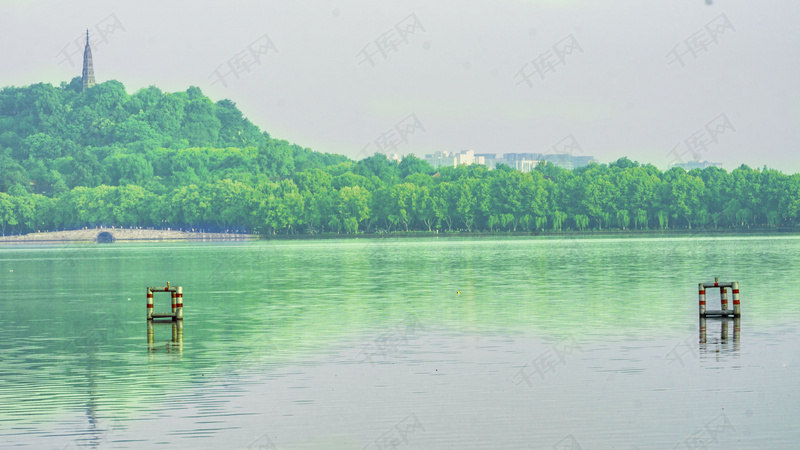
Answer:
1 79 799 236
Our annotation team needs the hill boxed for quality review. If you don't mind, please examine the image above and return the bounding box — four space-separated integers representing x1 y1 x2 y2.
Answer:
0 78 347 196
1 79 800 236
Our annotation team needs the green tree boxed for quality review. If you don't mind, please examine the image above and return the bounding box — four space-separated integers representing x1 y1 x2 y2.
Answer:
432 182 458 232
0 192 18 235
398 154 434 178
616 210 630 230
182 88 221 146
634 209 648 230
354 153 400 182
574 214 589 231
386 183 415 232
455 179 477 232
339 185 371 233
660 168 705 229
412 186 437 232
551 211 566 231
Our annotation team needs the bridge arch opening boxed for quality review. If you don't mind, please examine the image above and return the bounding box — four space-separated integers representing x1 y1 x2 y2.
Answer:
97 231 115 243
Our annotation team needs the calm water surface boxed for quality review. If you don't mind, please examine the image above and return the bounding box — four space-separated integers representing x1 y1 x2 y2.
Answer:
1 235 799 449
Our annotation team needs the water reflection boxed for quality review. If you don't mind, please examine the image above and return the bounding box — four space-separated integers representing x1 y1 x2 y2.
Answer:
146 320 183 356
81 355 103 449
3 238 800 447
699 316 741 353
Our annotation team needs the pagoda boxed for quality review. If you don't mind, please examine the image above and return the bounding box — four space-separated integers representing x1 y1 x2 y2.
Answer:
81 29 95 91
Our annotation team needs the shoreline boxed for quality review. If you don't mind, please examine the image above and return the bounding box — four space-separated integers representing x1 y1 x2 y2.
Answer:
260 227 800 241
0 228 258 244
1 227 798 244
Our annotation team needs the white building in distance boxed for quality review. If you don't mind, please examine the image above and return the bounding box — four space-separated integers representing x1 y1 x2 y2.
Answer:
424 150 596 172
425 150 485 168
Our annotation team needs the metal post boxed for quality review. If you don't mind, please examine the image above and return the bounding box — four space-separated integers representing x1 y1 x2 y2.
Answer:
176 286 183 320
147 320 155 353
720 287 728 312
174 320 183 354
698 283 706 316
171 290 177 316
147 288 154 320
699 316 707 345
732 281 740 317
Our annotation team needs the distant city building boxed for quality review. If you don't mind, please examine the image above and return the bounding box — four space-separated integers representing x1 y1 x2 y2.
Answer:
570 156 596 167
503 153 543 172
423 150 596 172
475 153 502 169
669 160 722 171
424 150 485 168
540 154 597 171
81 29 95 91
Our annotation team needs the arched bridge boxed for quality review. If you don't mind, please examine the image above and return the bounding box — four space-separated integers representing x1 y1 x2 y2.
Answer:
0 228 257 243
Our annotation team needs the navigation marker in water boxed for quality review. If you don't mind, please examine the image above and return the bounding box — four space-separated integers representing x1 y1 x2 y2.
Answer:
698 277 740 317
147 281 183 321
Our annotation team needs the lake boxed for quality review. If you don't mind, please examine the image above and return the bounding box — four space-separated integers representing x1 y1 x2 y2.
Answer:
1 235 798 448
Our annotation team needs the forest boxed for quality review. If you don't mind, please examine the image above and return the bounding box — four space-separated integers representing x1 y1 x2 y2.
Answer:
1 78 799 236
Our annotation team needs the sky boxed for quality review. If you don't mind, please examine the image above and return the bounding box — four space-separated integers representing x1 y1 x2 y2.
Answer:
1 0 798 172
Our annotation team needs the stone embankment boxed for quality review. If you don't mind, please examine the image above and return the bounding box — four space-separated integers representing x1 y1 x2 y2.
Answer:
0 227 258 243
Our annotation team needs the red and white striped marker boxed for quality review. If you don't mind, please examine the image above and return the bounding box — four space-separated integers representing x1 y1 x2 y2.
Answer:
147 288 154 320
176 286 183 320
698 283 706 316
146 283 183 321
720 287 728 311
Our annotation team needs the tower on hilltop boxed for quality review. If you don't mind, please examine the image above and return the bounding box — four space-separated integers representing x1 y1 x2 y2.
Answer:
82 29 95 91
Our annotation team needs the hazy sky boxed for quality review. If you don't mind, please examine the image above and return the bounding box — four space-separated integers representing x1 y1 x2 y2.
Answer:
2 0 798 171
